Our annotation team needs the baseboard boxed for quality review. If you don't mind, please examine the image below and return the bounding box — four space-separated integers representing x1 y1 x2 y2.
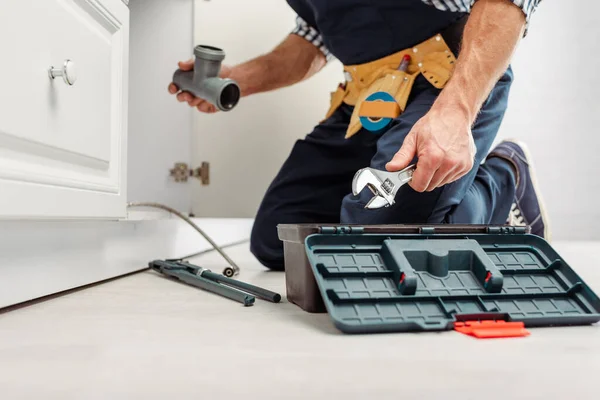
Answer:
0 217 254 309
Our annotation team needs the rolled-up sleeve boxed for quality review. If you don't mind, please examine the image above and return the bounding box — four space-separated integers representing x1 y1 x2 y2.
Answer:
423 1 543 34
291 16 334 61
508 0 542 30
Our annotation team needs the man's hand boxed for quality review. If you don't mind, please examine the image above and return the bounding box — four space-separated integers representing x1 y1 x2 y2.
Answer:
168 59 233 114
386 108 476 192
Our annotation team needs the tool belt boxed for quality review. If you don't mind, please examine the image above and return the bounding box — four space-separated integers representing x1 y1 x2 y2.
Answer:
324 22 465 139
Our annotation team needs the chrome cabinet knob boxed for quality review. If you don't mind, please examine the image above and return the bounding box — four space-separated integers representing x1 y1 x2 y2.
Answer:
48 60 77 85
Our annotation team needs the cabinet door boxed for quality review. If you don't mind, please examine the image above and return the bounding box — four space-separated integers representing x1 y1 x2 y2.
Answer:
0 0 129 219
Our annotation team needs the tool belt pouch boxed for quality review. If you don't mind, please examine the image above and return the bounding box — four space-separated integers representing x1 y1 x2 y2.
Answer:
321 34 458 138
346 69 417 138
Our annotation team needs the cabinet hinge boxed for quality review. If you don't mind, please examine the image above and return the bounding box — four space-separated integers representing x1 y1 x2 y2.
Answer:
319 226 365 235
169 162 210 185
486 226 529 234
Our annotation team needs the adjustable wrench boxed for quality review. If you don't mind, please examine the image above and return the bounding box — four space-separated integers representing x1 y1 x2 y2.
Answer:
351 164 416 209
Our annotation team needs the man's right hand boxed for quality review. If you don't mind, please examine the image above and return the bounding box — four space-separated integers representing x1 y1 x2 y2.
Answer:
168 59 233 114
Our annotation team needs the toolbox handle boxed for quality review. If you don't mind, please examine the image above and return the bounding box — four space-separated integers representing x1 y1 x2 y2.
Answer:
380 239 504 295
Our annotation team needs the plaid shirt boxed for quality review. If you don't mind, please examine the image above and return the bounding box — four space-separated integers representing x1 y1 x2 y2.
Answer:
292 0 542 61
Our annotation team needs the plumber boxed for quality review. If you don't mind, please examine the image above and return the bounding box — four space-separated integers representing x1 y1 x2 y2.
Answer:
168 0 549 271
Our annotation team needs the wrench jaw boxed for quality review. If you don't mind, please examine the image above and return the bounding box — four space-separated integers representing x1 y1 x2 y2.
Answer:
351 168 397 209
352 169 377 196
365 195 393 209
351 165 416 210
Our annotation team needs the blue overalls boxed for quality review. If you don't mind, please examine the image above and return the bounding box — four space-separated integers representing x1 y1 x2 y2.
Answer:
250 0 517 270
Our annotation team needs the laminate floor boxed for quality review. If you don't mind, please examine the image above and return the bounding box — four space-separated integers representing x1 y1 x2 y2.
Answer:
1 238 599 400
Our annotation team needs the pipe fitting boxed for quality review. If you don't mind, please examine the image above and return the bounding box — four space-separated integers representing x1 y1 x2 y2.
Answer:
172 45 240 111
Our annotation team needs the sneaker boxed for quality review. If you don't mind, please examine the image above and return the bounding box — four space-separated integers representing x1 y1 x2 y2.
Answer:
487 139 551 241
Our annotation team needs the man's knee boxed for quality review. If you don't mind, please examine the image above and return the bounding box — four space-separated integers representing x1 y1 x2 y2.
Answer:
249 214 285 271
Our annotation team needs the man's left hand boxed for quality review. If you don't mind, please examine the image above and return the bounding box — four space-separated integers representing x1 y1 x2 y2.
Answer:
385 108 476 192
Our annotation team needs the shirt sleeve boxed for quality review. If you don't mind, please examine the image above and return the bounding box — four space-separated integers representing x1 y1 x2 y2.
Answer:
423 1 542 34
506 0 542 32
291 16 334 61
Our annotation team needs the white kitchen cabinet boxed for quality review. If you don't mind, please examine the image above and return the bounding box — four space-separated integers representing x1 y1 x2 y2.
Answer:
0 0 225 311
0 0 129 219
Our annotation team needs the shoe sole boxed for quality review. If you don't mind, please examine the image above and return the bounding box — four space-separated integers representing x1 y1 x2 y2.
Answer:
504 138 552 242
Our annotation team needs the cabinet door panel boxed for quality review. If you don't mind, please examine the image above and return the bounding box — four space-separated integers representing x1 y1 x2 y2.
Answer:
0 0 129 218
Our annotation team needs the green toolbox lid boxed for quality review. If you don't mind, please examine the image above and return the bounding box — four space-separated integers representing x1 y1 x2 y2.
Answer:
303 225 600 335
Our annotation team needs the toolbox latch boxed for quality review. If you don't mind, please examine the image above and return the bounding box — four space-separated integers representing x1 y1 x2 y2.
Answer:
453 320 530 339
486 226 529 234
319 226 365 235
419 226 436 235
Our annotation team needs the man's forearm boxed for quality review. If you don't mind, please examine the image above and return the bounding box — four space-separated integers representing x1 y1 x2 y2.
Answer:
432 0 526 124
230 34 327 97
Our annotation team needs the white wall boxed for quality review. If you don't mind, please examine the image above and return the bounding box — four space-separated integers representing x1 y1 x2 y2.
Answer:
496 1 600 239
127 0 194 212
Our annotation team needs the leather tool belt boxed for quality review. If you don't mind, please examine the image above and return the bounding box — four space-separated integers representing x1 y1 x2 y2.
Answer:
323 18 467 139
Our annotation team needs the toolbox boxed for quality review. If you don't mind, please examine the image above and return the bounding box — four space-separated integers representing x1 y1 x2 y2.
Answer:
277 224 600 335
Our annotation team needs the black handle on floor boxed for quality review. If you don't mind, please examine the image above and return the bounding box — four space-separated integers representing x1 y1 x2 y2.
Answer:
200 270 281 303
171 270 255 306
150 259 256 306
